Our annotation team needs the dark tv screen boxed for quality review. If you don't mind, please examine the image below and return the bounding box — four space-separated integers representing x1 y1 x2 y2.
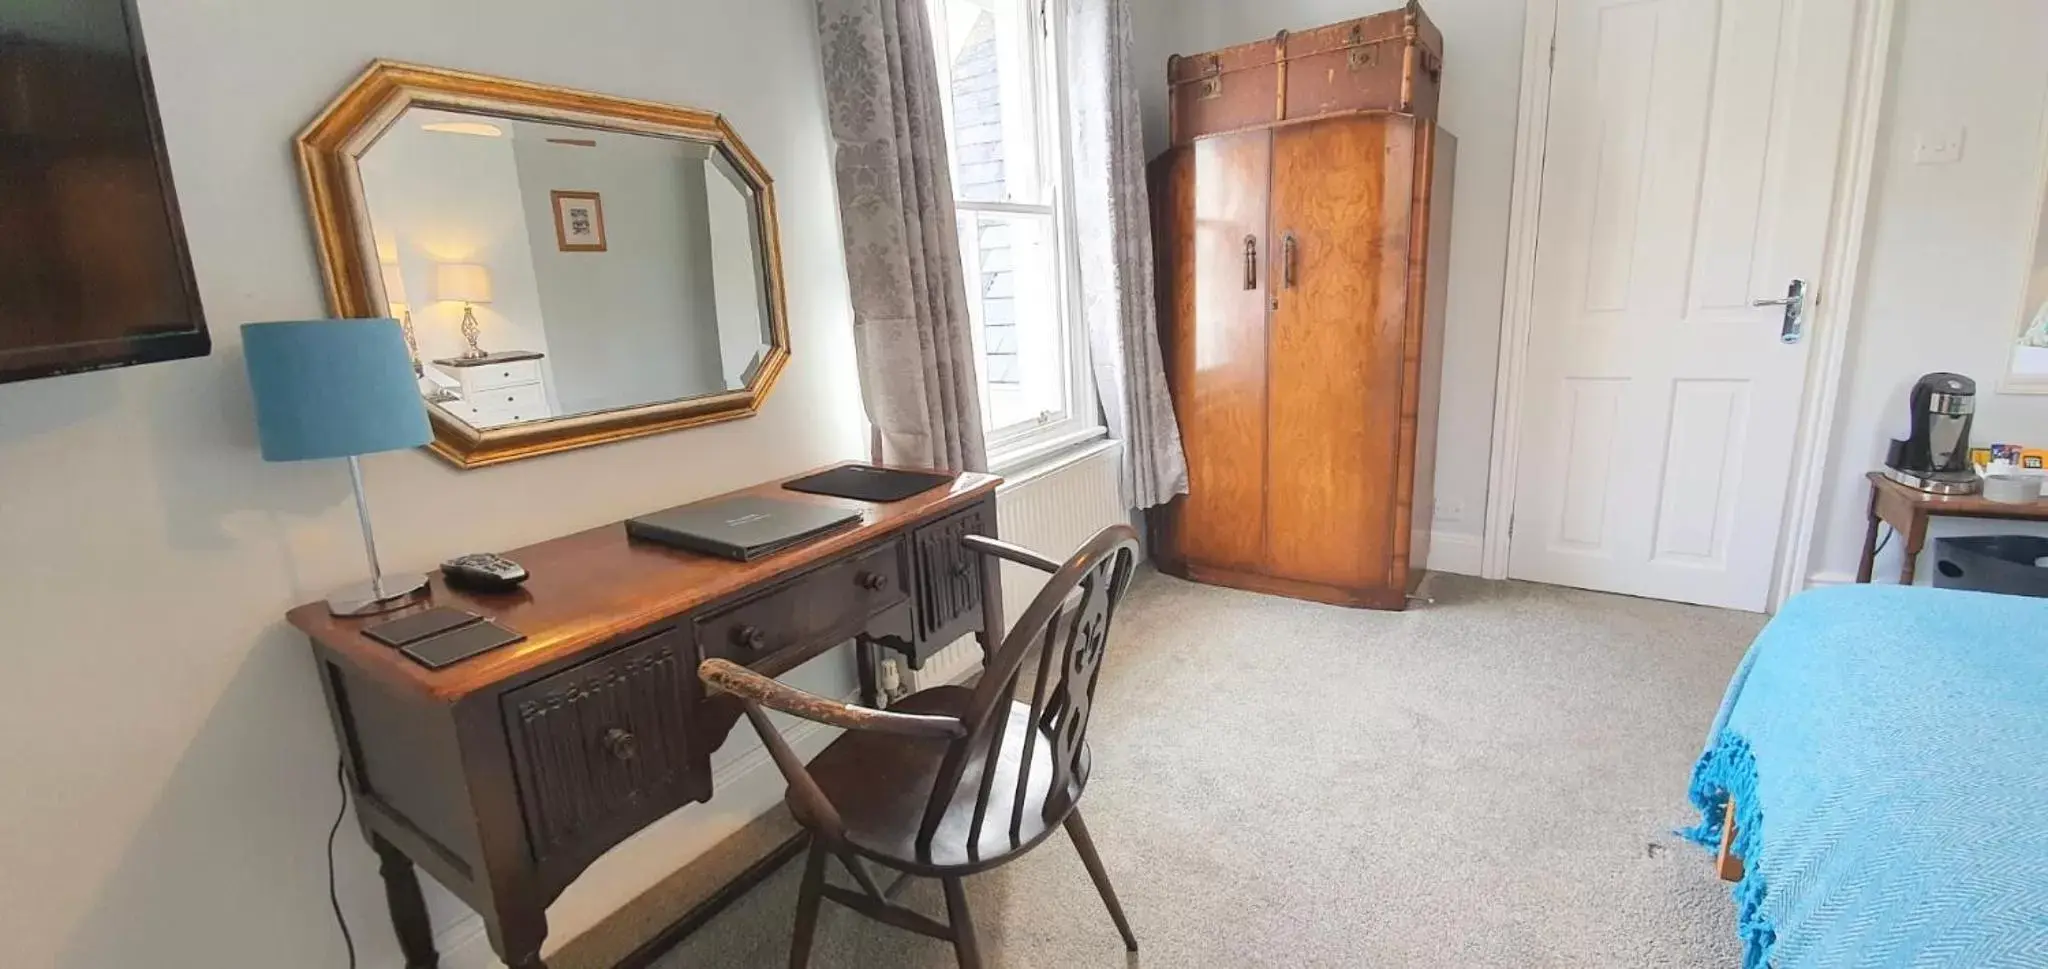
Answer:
0 0 207 384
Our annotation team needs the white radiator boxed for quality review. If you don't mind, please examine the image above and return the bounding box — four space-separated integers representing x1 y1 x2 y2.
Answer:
909 441 1128 688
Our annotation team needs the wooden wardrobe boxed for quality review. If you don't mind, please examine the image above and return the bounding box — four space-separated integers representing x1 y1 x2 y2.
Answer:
1150 3 1452 610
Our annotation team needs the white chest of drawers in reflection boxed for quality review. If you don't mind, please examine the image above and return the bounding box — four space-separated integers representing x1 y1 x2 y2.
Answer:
429 351 552 429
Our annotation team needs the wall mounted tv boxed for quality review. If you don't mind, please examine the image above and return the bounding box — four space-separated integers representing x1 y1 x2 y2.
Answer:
0 0 207 385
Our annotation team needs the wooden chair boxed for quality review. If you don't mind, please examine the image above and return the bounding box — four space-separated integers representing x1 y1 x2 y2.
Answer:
699 524 1144 968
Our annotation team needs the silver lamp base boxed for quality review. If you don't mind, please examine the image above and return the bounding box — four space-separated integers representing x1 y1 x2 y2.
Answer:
327 572 431 617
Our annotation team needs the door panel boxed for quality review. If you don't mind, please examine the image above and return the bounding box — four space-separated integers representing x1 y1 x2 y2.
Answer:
1264 117 1414 587
1158 131 1271 570
1509 0 1857 610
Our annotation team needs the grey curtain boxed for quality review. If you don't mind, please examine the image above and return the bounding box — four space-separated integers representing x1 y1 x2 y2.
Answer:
816 0 988 472
1066 0 1187 508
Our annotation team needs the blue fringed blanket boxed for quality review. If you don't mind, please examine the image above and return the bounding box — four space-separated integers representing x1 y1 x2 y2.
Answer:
1686 585 2048 969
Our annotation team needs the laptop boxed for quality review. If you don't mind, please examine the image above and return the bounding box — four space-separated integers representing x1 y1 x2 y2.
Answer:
625 495 861 561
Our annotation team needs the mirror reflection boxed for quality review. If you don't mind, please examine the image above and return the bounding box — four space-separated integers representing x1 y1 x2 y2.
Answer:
357 108 775 429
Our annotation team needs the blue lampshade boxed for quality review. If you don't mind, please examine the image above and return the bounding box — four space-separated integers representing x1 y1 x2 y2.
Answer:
242 319 431 462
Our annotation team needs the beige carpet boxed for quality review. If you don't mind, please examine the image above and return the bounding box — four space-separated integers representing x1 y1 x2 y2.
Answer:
644 571 1764 968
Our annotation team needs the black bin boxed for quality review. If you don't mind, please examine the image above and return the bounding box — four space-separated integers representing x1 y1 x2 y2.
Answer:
1931 535 2048 598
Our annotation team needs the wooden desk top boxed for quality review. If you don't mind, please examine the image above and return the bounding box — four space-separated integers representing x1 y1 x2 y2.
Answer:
1867 470 2048 520
289 463 1000 702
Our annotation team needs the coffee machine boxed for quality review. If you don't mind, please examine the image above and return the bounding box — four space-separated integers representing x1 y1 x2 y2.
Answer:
1885 372 1981 495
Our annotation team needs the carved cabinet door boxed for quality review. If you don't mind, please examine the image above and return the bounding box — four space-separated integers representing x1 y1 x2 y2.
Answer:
909 503 992 658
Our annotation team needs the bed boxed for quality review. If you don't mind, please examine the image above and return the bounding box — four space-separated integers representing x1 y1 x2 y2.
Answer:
1685 584 2048 969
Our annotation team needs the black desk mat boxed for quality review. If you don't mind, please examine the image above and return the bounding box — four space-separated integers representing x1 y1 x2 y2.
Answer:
782 465 954 503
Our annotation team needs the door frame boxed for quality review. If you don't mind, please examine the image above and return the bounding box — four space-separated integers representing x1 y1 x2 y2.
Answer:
1477 0 1899 610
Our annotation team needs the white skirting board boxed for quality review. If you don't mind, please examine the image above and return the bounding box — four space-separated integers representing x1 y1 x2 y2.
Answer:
1425 530 1483 577
911 441 1129 690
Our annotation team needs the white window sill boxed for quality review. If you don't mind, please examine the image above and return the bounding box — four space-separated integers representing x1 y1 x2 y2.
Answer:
987 424 1111 481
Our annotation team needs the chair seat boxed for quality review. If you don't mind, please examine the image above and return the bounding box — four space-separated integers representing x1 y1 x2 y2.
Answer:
798 685 1087 874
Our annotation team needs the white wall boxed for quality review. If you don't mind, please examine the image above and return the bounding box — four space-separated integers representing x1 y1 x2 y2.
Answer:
1128 0 1528 573
1805 0 2048 584
0 1 866 967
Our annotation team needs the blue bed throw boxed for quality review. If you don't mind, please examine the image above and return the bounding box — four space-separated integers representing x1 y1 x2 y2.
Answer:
1686 584 2048 969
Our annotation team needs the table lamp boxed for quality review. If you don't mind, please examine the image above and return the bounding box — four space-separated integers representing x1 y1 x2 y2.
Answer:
243 319 433 616
379 261 422 376
436 263 493 359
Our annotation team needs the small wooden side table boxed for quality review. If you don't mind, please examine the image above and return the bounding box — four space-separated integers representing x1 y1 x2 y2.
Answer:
1857 471 2048 583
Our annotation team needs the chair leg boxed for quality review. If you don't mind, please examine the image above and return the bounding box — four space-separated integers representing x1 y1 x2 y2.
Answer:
1065 810 1138 952
789 842 829 969
941 876 983 969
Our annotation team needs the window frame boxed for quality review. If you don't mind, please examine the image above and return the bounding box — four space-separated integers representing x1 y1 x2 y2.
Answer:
2001 93 2048 394
934 0 1105 472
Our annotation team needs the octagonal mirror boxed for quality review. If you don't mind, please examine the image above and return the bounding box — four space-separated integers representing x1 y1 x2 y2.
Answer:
298 62 790 467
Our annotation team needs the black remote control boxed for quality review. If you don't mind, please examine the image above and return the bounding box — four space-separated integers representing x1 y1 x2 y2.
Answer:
441 553 529 593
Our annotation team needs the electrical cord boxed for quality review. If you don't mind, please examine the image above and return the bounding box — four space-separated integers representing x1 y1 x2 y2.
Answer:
1874 523 1894 557
329 757 358 969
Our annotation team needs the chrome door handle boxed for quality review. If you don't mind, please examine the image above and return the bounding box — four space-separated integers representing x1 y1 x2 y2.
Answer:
1753 279 1807 344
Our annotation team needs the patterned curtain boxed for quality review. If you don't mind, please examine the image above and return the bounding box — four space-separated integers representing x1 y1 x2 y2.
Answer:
815 0 988 472
1065 0 1188 508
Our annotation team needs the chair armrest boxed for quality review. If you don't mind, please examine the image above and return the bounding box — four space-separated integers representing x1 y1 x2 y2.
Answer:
698 659 967 740
961 534 1063 574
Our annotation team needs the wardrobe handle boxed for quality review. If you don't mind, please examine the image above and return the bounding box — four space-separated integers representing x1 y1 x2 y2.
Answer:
1243 235 1258 290
1281 233 1298 289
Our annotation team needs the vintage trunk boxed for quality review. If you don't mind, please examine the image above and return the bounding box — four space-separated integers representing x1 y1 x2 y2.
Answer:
1151 2 1452 610
1166 2 1442 146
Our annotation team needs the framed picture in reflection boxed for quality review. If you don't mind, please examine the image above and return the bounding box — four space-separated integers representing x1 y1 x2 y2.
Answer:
550 190 606 252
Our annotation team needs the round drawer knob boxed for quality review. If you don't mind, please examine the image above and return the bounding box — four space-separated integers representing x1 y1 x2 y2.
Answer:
731 624 767 650
603 727 637 761
856 570 888 591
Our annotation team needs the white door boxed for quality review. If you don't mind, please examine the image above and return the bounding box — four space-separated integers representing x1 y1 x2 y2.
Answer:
1508 0 1858 611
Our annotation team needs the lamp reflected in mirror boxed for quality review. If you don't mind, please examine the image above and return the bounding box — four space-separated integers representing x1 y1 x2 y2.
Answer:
379 261 422 375
436 262 494 359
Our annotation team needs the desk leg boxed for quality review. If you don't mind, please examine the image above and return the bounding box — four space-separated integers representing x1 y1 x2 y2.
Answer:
486 906 549 969
854 636 880 708
371 834 439 969
1899 512 1928 586
1855 486 1881 584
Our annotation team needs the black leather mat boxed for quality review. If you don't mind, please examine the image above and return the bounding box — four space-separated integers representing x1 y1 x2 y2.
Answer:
782 465 954 503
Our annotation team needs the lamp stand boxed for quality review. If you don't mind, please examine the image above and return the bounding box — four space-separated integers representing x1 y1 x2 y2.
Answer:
327 454 429 617
458 303 486 359
399 308 423 376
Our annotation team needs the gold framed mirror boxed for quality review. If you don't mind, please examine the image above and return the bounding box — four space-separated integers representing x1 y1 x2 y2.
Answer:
298 62 791 467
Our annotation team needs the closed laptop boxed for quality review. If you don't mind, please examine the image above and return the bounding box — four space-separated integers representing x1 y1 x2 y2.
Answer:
626 496 861 561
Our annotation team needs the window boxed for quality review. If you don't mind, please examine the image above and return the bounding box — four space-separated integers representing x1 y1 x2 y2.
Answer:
2008 151 2048 392
926 0 1100 466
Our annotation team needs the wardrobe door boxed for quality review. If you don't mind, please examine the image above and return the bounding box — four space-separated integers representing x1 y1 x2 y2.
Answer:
1155 130 1272 572
1263 116 1416 594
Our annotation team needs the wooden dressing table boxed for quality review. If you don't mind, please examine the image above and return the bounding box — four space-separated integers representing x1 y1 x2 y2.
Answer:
287 464 1002 968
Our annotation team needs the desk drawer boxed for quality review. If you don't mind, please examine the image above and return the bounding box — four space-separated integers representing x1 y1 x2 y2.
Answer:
463 359 544 391
502 627 709 864
696 539 908 664
470 382 548 416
